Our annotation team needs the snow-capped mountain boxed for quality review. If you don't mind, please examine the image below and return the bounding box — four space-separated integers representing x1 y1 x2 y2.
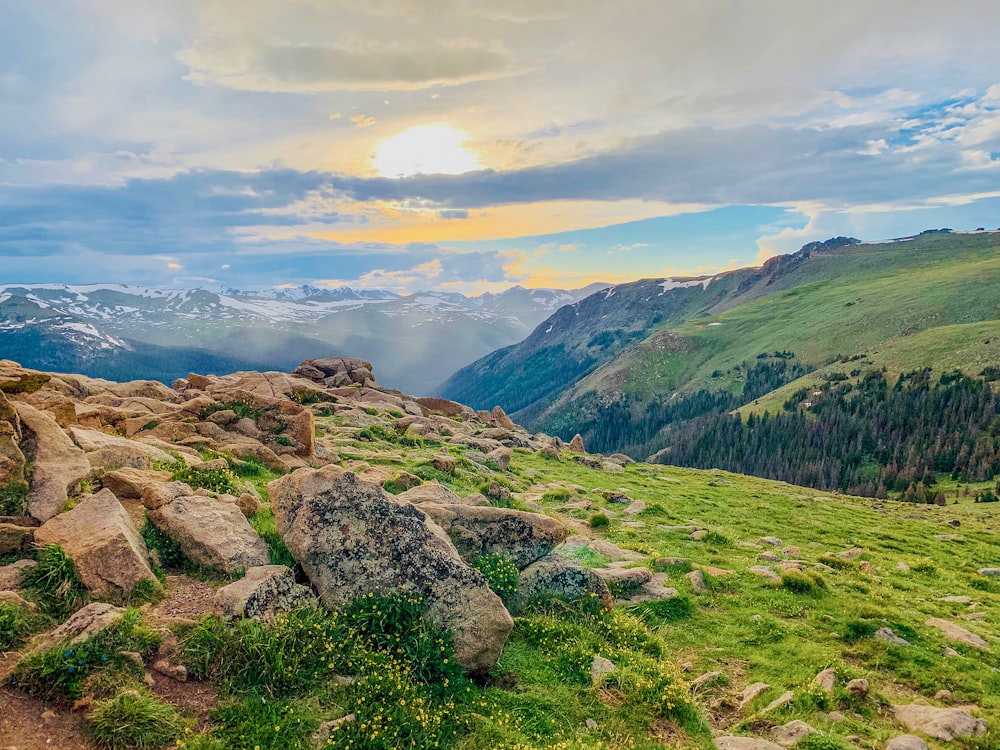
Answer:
0 282 607 393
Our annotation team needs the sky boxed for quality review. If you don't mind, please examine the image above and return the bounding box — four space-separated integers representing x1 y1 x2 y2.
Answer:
2 0 1000 295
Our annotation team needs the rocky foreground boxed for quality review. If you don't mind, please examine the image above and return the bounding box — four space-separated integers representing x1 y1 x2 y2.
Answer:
0 357 995 750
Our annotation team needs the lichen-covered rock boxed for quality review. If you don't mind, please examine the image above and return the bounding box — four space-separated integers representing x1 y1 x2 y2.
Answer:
770 720 818 747
68 426 177 469
269 467 513 673
890 703 987 740
14 402 92 522
148 494 270 574
35 489 158 598
214 565 317 621
420 504 568 569
516 555 612 610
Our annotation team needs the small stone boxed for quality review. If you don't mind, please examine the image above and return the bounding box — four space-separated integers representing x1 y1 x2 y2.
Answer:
715 737 785 750
896 562 911 572
845 678 868 698
748 566 781 583
757 552 781 562
874 627 911 646
943 646 960 657
152 659 188 682
761 690 794 714
770 719 818 747
691 529 709 540
738 682 771 708
585 718 598 731
934 689 953 702
825 711 846 723
759 536 782 547
590 655 617 686
691 670 723 690
813 668 836 692
979 567 1000 577
686 569 708 593
885 737 930 750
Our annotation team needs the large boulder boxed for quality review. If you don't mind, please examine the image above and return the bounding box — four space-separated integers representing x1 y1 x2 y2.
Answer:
214 565 317 621
516 555 613 610
925 618 989 650
891 704 987 740
421 504 567 569
0 390 25 486
148 494 270 574
68 426 178 470
101 468 173 500
14 402 92 522
34 489 158 599
268 467 513 673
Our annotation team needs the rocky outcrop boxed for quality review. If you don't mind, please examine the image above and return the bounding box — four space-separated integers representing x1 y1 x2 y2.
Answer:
420 504 567 569
294 357 376 388
34 489 158 599
100 467 173 500
148 493 270 574
14 402 92 522
268 467 513 673
68 426 178 470
890 704 987 740
214 565 317 621
0 390 25 487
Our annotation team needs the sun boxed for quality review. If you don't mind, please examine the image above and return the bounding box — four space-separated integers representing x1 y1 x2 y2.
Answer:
374 123 480 178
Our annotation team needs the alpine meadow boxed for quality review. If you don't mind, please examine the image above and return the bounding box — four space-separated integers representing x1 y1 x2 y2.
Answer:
2 3 1000 750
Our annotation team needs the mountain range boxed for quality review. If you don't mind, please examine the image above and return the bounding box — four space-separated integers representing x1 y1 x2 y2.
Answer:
441 229 1000 496
0 282 607 393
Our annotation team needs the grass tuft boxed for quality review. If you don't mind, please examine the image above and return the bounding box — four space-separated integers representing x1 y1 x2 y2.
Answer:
89 689 185 750
19 544 88 619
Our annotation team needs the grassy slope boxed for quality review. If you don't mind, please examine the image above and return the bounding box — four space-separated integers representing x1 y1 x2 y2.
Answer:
544 232 1000 419
313 413 1000 750
738 319 1000 418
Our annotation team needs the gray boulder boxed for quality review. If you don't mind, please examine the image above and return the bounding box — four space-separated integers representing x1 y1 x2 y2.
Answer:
420 503 567 569
215 565 317 621
268 467 513 674
516 555 612 610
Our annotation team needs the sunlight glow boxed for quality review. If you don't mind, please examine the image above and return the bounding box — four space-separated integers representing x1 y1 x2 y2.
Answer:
374 124 480 177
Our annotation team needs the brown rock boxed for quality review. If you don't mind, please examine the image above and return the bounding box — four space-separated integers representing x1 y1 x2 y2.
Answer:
148 493 270 574
884 736 930 750
491 406 515 429
236 492 262 517
35 489 158 598
395 483 464 506
0 558 36 589
568 434 586 452
139 481 193 510
14 402 92 522
925 617 989 650
31 602 127 652
432 454 456 474
890 703 987 740
485 446 512 471
0 522 34 555
770 720 818 747
101 468 172 500
715 738 785 750
846 678 868 698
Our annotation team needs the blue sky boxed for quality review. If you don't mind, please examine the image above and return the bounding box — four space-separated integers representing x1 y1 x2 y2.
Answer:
1 1 999 293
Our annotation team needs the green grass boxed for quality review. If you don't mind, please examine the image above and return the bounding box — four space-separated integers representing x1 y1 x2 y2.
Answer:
249 505 296 567
8 609 160 701
0 479 29 515
0 600 50 650
169 465 243 495
89 689 185 750
19 544 88 619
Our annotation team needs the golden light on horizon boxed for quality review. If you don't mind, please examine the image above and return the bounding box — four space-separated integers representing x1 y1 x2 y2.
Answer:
374 123 481 178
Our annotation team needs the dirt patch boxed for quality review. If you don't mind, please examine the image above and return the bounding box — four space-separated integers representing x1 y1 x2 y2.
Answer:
149 671 219 730
0 687 95 749
151 574 220 621
649 718 691 747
